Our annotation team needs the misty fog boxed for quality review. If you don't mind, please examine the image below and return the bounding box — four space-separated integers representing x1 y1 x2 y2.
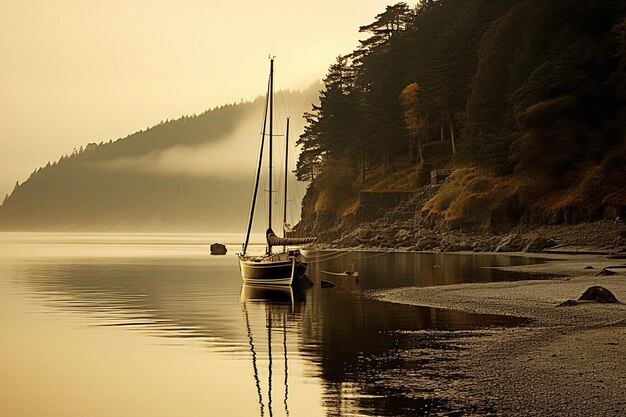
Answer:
99 105 306 181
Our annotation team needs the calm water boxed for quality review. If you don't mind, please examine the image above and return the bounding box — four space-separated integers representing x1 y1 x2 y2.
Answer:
0 233 544 417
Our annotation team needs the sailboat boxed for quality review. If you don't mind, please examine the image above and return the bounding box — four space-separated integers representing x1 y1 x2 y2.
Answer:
238 58 316 286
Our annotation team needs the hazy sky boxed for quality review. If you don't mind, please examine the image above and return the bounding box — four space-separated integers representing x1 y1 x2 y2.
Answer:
0 0 395 199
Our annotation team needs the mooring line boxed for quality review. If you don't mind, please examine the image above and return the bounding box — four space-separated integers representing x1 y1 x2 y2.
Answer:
307 250 391 263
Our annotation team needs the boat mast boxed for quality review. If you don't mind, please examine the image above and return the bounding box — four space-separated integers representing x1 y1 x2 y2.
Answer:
283 117 289 252
242 67 271 255
267 58 274 255
283 117 289 238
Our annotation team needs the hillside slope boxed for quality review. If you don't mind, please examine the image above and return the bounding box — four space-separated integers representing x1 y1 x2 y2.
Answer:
0 85 319 232
295 0 626 237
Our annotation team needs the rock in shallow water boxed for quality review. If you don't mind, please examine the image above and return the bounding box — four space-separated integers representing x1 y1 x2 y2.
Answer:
210 243 227 255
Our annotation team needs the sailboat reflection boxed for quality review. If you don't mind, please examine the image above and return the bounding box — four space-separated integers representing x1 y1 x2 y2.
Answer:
241 284 307 417
240 283 307 308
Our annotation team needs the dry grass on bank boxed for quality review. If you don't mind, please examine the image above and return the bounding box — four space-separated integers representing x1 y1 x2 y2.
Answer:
365 162 419 192
423 167 523 227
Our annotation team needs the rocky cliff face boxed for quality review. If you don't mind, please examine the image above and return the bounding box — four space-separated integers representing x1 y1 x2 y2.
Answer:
296 171 626 254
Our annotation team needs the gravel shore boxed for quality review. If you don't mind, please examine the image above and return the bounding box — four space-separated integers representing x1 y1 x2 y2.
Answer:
372 255 626 416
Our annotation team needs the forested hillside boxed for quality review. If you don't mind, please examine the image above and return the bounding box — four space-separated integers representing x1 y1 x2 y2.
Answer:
3 0 626 234
296 0 626 233
0 85 319 231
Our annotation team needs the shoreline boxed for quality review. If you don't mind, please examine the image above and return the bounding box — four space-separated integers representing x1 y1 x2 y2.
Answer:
370 254 626 416
310 218 626 256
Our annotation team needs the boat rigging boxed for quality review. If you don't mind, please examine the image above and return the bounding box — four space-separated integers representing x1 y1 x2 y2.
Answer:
238 58 316 286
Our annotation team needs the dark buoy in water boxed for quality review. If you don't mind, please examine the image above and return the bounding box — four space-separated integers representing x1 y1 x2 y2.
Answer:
210 243 227 255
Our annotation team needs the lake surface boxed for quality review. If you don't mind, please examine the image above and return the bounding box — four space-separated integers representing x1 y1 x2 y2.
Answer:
0 233 544 417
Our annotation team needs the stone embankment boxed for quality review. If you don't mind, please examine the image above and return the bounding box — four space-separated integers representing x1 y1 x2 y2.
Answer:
319 188 626 254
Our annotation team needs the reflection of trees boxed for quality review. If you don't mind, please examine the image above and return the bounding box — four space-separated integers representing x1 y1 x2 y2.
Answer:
297 282 518 416
298 251 534 416
19 252 534 417
309 251 541 289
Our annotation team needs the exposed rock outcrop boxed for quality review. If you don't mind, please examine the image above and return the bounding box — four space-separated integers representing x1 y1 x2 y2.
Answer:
558 286 621 306
302 184 626 254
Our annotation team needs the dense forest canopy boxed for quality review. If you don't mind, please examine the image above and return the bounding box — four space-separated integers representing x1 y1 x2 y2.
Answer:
296 0 626 228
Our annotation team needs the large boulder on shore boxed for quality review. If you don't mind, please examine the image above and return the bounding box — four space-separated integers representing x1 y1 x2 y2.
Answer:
558 286 621 306
578 286 621 303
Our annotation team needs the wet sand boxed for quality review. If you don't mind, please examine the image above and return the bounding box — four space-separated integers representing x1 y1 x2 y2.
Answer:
372 254 626 416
